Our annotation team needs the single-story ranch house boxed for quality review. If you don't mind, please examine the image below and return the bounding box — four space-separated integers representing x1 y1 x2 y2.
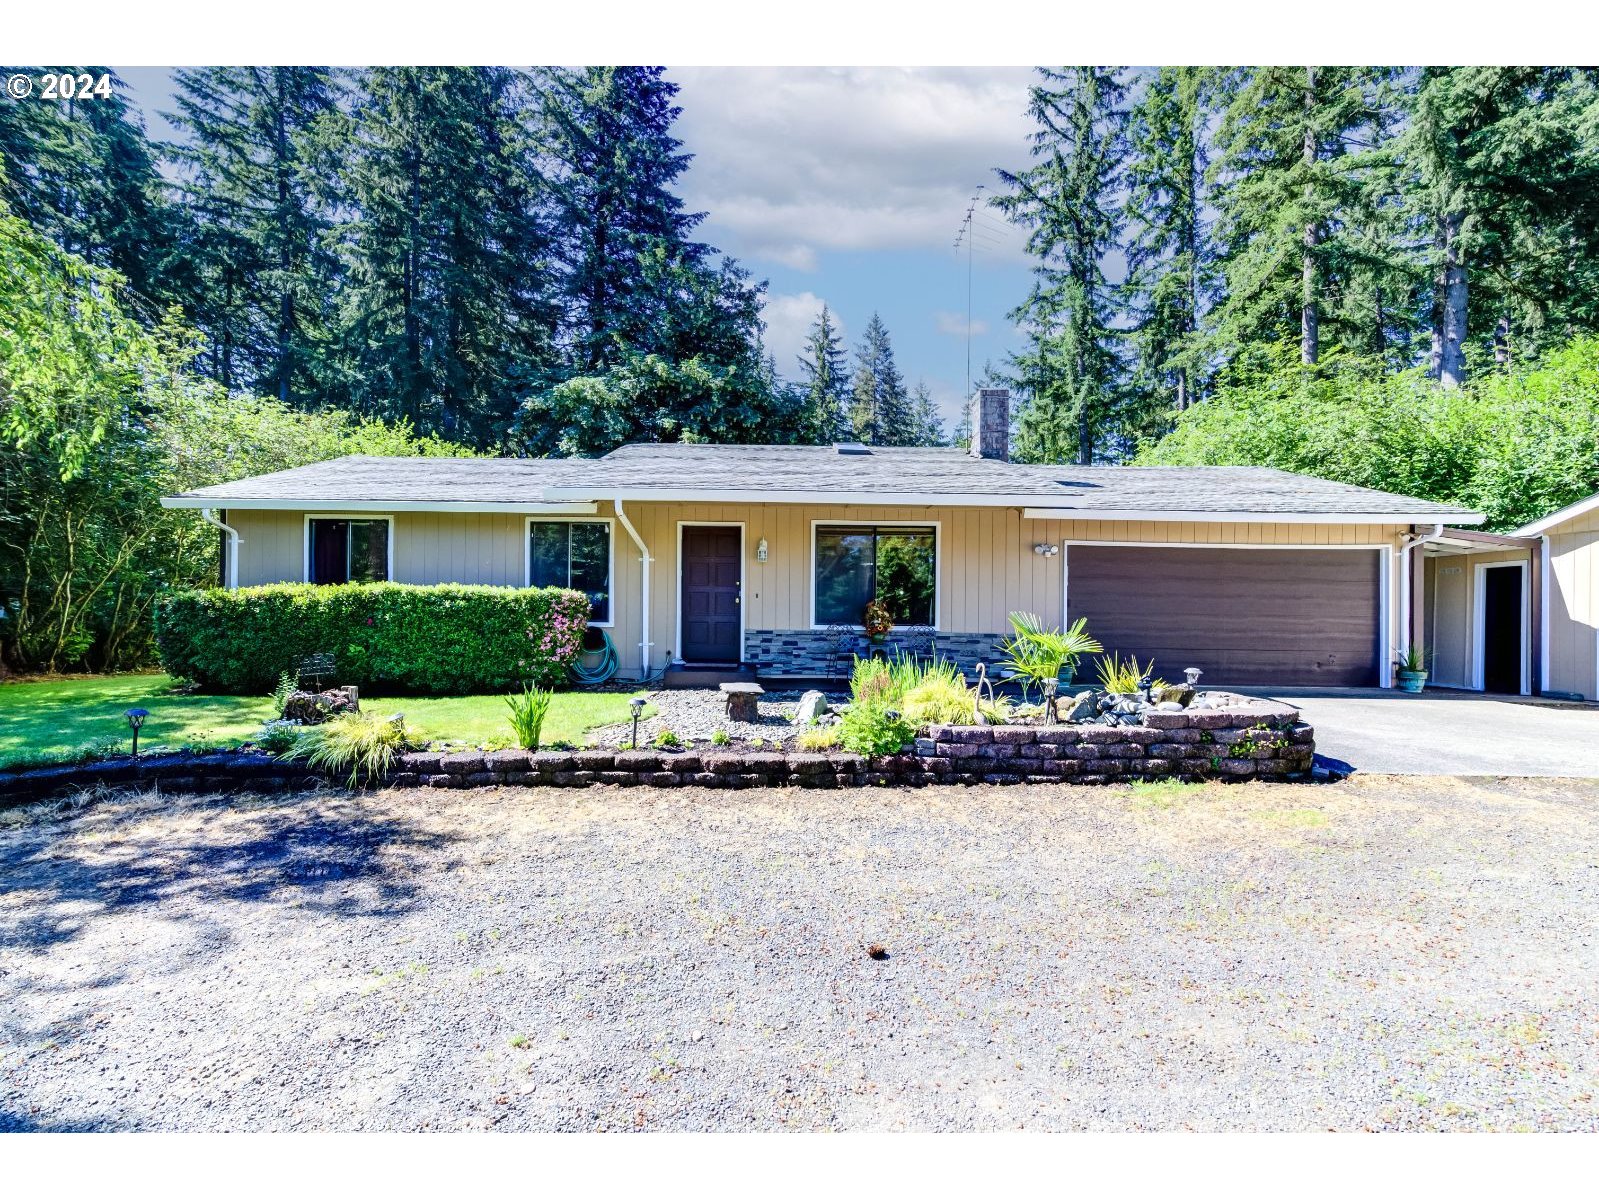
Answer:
161 391 1597 698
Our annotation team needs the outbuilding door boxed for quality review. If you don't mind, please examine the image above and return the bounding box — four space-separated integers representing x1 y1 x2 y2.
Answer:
1066 545 1381 688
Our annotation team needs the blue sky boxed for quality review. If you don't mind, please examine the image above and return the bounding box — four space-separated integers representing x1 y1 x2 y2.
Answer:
113 66 1037 432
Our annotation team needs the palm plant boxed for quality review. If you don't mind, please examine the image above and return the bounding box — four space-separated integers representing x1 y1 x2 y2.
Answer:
999 612 1104 698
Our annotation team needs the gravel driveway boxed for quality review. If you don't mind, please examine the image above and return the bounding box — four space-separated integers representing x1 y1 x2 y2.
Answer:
3 777 1597 1131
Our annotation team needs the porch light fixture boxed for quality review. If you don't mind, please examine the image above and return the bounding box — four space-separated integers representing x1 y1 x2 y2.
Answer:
629 696 646 747
125 708 150 758
756 537 769 562
1032 543 1059 557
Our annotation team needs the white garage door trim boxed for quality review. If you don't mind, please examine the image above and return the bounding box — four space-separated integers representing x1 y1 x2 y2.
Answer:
1060 540 1395 689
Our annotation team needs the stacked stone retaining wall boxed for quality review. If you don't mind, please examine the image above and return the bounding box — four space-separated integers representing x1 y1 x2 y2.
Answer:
1 701 1313 801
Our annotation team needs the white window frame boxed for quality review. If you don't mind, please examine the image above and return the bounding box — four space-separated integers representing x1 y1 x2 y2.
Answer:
1059 539 1394 688
809 519 941 631
1471 560 1532 695
526 516 617 628
674 520 746 664
303 513 395 585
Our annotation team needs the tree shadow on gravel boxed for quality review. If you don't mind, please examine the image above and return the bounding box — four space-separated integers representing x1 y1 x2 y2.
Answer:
0 791 458 955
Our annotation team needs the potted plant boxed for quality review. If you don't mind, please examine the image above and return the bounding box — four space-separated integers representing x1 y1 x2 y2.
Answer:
862 599 894 645
1396 643 1429 693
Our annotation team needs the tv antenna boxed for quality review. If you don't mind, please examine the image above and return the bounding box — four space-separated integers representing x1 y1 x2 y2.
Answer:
953 185 1005 415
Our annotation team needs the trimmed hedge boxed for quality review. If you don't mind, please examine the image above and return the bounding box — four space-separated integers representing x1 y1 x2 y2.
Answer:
154 583 590 695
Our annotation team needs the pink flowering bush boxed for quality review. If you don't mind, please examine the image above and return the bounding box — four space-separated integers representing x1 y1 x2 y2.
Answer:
527 600 586 666
155 583 591 694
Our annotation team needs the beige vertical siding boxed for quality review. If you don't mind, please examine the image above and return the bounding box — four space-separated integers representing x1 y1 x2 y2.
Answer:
228 509 528 588
221 504 1409 682
1423 547 1531 690
1545 508 1599 699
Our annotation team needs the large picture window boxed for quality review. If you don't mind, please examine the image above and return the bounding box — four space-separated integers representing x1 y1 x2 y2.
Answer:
529 520 613 624
308 517 390 584
814 525 936 627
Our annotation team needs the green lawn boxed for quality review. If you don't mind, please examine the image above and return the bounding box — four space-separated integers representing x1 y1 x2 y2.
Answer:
0 673 645 769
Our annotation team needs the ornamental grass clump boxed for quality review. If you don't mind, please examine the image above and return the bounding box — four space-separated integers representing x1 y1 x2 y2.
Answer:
505 683 553 750
284 711 410 787
1095 653 1162 695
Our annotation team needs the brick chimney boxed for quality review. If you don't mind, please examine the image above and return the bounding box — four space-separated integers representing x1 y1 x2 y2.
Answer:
969 388 1010 461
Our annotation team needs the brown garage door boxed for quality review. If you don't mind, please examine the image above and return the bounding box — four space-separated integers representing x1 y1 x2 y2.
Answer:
1067 546 1380 687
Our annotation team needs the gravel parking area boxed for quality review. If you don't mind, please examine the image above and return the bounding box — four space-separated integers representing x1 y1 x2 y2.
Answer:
3 776 1597 1131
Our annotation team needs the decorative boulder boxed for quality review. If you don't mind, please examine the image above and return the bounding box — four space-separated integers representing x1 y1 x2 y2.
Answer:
1152 683 1196 708
1058 690 1098 723
793 690 830 725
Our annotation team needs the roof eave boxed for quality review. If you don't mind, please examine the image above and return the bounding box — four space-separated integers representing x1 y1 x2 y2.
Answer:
1514 491 1599 537
160 496 597 515
1022 507 1482 525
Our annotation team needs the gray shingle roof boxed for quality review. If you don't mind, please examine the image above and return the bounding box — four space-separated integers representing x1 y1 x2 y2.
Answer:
164 444 1480 520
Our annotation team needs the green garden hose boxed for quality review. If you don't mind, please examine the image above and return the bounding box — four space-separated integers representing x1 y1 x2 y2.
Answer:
569 629 620 685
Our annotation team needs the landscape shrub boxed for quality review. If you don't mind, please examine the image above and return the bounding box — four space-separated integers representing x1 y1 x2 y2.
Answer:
901 678 977 727
154 582 590 695
284 711 411 786
796 724 841 750
838 700 914 756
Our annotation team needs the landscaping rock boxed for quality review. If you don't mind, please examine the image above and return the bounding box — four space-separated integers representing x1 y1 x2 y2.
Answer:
792 690 830 725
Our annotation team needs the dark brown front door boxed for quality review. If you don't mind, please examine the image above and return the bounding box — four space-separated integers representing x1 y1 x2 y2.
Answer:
681 526 742 663
1067 545 1381 687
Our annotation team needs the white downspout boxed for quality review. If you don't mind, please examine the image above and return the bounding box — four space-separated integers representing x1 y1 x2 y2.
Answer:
613 499 654 679
199 508 241 590
1540 533 1552 695
1398 522 1445 659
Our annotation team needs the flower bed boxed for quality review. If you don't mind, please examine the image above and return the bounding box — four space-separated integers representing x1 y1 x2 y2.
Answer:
0 694 1314 802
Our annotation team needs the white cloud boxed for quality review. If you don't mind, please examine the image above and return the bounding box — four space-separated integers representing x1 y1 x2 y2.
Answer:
935 310 989 337
670 67 1035 268
762 291 838 370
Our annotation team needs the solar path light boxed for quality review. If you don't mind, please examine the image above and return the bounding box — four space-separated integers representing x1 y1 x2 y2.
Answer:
124 708 150 758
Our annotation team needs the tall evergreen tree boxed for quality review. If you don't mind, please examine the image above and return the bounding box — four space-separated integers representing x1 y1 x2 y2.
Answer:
1124 66 1219 432
0 66 187 309
1208 67 1386 366
796 304 849 442
848 313 912 445
994 67 1129 465
908 381 946 447
337 67 557 445
536 66 704 373
167 67 344 402
1404 67 1599 385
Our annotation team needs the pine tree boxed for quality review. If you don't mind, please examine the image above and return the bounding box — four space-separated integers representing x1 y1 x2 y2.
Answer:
1405 68 1599 385
848 313 912 445
0 66 187 309
994 67 1129 465
909 382 945 446
1124 66 1219 433
536 66 704 373
1207 67 1387 366
337 67 557 445
796 304 849 442
167 67 344 403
